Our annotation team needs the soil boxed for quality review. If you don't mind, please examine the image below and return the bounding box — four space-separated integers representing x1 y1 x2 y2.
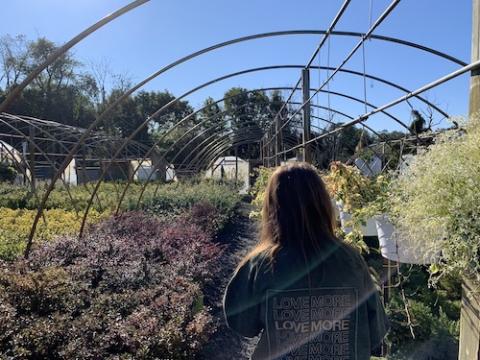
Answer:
201 202 260 360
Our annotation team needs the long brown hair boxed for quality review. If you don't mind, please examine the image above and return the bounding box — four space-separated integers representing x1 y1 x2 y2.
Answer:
244 162 338 264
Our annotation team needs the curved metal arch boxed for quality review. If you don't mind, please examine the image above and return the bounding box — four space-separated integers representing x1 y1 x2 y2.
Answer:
130 104 336 211
103 63 409 189
166 100 335 167
85 29 466 143
178 118 321 173
128 79 408 211
179 109 393 182
184 122 313 174
0 115 117 212
191 133 263 172
90 29 467 127
107 64 410 177
276 58 480 157
27 29 469 246
176 112 348 173
129 88 392 212
307 66 448 118
186 112 374 173
183 107 378 173
156 88 355 173
85 61 410 223
123 84 403 213
203 139 262 173
263 88 411 148
0 114 86 214
0 139 33 187
179 136 263 176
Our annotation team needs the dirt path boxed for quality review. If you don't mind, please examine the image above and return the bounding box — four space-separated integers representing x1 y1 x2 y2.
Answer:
201 202 260 360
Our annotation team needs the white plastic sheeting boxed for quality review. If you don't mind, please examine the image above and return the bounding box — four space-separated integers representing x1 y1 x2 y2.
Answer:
205 156 250 193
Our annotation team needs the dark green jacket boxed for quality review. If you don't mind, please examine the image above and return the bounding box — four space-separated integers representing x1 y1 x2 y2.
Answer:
224 242 389 360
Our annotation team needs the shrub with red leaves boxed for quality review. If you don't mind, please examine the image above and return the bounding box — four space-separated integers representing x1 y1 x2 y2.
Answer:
0 210 223 359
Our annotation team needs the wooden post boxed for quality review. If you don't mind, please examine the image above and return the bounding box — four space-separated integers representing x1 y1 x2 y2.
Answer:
302 68 311 163
470 0 480 118
459 2 480 359
459 278 480 360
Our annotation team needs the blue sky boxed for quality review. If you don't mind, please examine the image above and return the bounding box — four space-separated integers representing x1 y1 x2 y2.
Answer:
0 0 473 132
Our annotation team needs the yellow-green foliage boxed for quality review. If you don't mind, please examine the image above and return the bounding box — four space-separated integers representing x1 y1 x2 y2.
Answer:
323 161 375 212
391 117 480 283
138 180 240 216
0 180 241 260
0 181 240 213
0 208 107 260
248 164 376 254
0 182 161 212
249 166 275 219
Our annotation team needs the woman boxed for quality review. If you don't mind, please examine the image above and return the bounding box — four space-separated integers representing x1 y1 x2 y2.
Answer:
224 163 388 360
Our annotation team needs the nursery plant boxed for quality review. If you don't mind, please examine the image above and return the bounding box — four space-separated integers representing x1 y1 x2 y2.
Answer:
0 180 241 260
389 117 480 283
0 208 107 260
248 166 275 219
323 161 378 252
0 210 224 359
322 161 377 213
0 162 17 183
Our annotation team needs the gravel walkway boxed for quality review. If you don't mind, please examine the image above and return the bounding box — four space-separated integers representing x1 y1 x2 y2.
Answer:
201 202 260 360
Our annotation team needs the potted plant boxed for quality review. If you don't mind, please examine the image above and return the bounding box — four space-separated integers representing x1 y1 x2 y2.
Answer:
362 175 438 264
323 161 378 237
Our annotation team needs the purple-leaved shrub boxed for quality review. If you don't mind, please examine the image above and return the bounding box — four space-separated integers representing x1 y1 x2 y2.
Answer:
0 210 223 359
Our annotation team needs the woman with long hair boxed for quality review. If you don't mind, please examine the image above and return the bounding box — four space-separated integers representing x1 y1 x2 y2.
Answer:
224 162 388 360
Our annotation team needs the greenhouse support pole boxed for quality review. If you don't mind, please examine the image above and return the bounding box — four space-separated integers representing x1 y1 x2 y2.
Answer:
235 146 239 185
459 1 480 359
264 137 268 167
260 139 264 166
29 124 36 191
302 68 312 163
275 114 282 165
269 127 274 167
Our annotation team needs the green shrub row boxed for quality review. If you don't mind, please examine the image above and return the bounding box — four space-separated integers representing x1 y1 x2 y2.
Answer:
0 180 241 260
0 210 223 359
0 180 239 213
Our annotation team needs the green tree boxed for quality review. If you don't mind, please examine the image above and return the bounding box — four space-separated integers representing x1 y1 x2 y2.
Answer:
200 97 225 135
223 88 289 160
0 37 96 128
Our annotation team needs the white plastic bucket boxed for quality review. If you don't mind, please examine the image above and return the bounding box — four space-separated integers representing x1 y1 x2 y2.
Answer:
375 215 438 264
336 201 377 236
331 198 340 221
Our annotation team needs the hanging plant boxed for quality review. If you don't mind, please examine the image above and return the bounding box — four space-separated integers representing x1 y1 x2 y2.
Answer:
389 117 480 284
323 161 376 212
357 169 440 264
323 161 378 251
